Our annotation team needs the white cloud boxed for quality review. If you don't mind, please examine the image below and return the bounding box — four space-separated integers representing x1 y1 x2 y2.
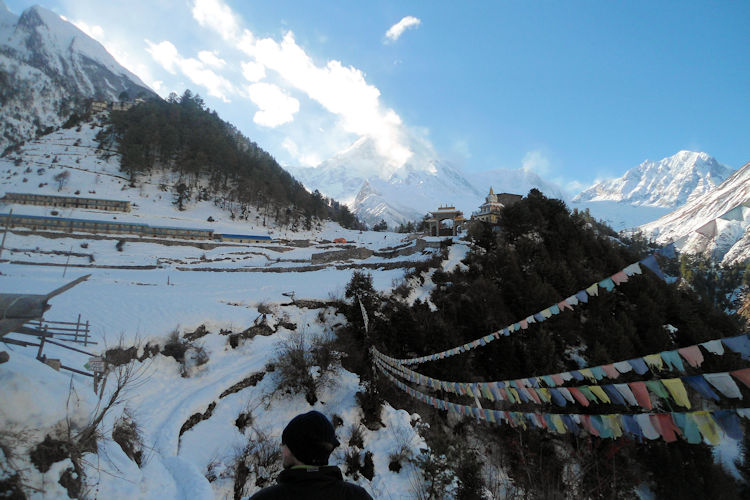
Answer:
146 40 180 74
283 138 321 167
146 40 235 101
192 0 241 41
247 82 299 127
385 16 421 43
241 61 266 82
522 150 551 176
240 30 412 168
198 50 226 68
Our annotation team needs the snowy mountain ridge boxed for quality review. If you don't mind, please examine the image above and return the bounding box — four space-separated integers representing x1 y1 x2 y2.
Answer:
574 151 733 208
0 1 156 152
639 160 750 265
288 135 565 227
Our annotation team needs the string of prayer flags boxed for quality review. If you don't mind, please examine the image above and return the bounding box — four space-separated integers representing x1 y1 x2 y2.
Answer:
374 356 747 413
377 360 750 445
378 249 675 367
375 332 750 395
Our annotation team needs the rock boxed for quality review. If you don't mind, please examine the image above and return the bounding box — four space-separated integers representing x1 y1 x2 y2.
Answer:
0 351 9 363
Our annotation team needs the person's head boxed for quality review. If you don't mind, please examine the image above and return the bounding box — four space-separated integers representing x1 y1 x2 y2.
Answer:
281 411 340 468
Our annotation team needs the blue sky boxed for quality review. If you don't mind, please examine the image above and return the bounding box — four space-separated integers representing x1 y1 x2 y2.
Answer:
6 0 750 191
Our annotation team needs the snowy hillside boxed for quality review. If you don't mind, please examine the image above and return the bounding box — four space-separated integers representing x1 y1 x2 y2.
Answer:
639 161 750 265
288 135 565 228
574 151 733 208
0 121 459 498
0 1 156 152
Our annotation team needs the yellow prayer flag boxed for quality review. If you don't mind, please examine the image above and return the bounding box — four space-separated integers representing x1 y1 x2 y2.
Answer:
579 368 596 382
537 387 551 403
662 378 691 409
589 385 611 403
644 354 664 371
550 414 566 434
692 411 721 445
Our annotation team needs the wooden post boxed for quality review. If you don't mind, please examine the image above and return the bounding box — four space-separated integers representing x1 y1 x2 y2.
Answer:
84 320 89 347
74 314 81 344
0 208 12 259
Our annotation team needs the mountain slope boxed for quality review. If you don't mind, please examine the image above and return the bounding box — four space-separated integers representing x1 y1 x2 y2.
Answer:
639 161 750 265
0 1 156 152
573 151 732 208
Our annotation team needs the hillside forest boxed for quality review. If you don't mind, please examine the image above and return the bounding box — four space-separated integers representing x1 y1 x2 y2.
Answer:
95 90 363 231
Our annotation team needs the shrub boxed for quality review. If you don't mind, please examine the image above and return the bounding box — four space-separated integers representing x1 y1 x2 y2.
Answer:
272 331 338 404
112 410 144 467
233 427 281 499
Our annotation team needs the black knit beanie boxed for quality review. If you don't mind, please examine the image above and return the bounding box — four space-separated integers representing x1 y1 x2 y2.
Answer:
281 411 340 466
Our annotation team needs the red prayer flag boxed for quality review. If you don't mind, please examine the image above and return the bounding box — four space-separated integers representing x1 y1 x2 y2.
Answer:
629 381 652 410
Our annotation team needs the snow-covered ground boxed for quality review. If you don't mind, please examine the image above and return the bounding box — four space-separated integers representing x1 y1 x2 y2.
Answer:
0 122 452 498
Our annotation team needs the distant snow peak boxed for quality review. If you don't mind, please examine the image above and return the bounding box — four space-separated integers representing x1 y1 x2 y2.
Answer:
573 151 733 208
639 161 750 265
289 133 565 228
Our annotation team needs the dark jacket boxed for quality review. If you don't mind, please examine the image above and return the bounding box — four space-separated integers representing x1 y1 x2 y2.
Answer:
248 465 373 500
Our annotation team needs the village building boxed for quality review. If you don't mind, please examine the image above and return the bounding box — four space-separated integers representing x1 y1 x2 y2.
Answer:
425 205 466 237
1 192 131 212
472 188 523 225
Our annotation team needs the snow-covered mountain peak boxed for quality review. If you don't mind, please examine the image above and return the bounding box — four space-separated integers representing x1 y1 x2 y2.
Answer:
639 160 750 265
0 0 16 31
573 150 733 208
0 3 157 152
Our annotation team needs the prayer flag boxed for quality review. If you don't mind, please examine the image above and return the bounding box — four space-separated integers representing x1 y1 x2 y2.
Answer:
644 354 665 371
645 380 670 400
640 255 666 280
558 387 576 404
673 413 702 444
602 385 626 405
586 284 599 297
566 295 580 306
628 358 650 375
704 372 743 399
611 271 629 285
635 414 661 440
662 378 691 408
623 263 643 276
602 364 620 379
661 350 685 372
549 304 560 315
598 277 616 292
613 361 633 374
692 411 721 445
722 335 750 360
575 290 589 303
559 300 574 311
591 366 607 380
614 383 638 406
701 339 724 355
684 376 720 401
589 385 611 404
579 368 596 382
731 367 750 389
549 388 567 407
654 414 680 442
567 387 590 407
678 345 704 368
